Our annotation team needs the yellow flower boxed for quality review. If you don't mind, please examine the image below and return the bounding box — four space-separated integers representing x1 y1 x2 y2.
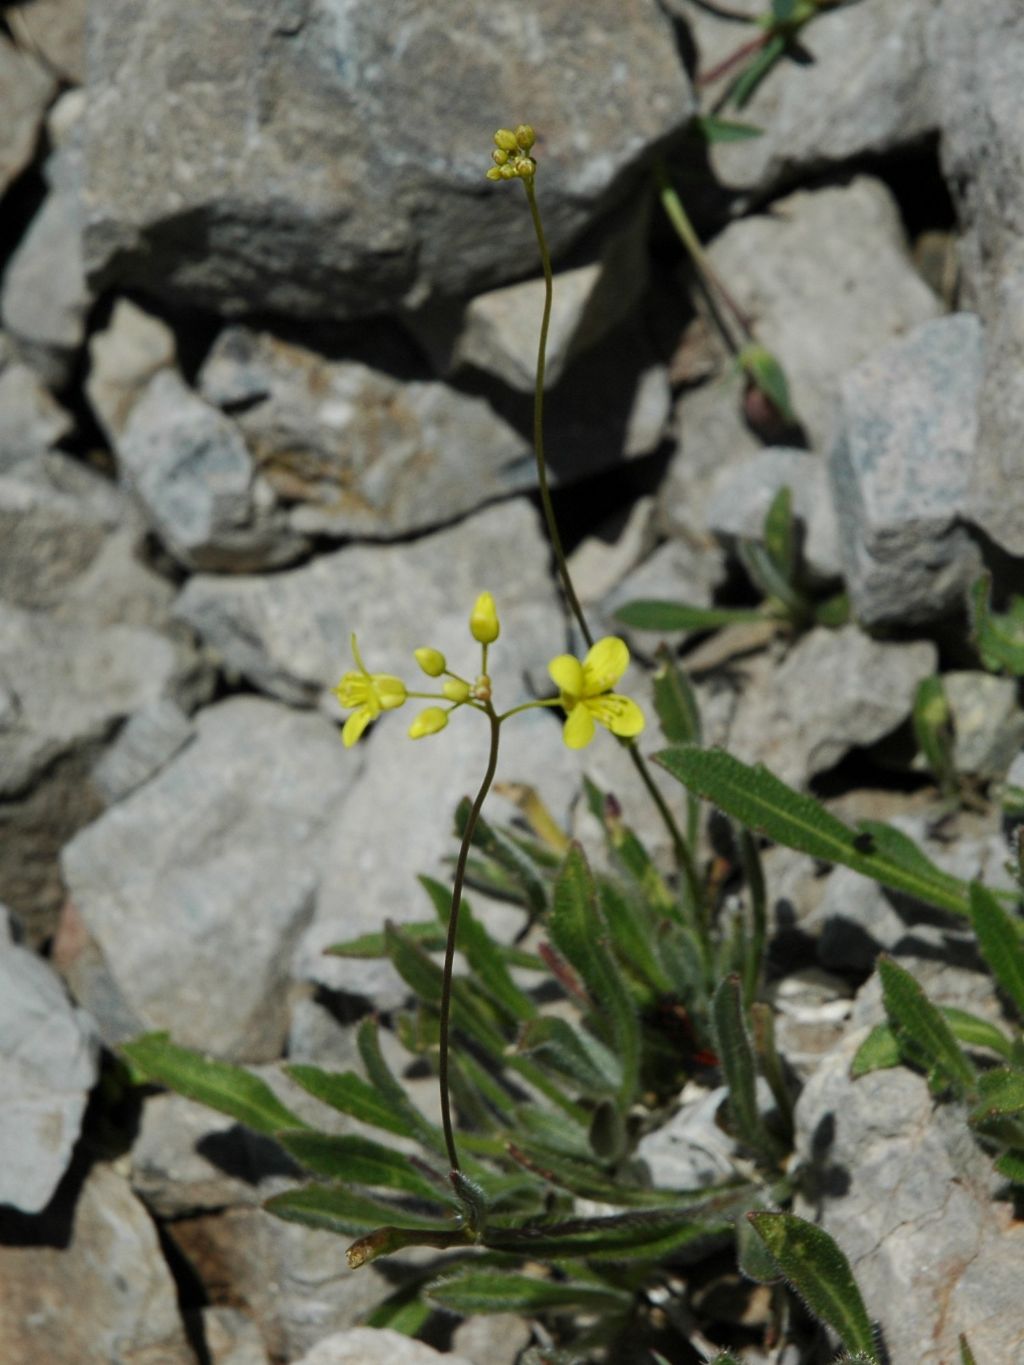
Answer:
548 637 645 750
485 126 537 183
409 707 449 739
470 591 500 644
334 635 407 748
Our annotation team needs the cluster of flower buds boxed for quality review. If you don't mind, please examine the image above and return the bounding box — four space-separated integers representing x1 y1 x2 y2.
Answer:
485 125 536 182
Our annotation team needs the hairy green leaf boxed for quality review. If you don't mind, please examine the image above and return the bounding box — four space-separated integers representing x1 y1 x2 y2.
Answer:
748 1212 878 1361
850 1023 903 1077
853 1009 1013 1078
878 956 976 1093
652 646 702 745
517 1015 622 1098
484 1205 728 1261
970 573 1024 675
655 747 972 916
738 344 796 425
121 1033 310 1136
970 882 1024 1019
283 1065 417 1140
364 1278 435 1336
264 1183 457 1239
712 975 779 1162
274 1131 449 1202
970 1066 1024 1122
324 920 444 958
994 1149 1024 1184
731 32 788 108
427 1269 631 1315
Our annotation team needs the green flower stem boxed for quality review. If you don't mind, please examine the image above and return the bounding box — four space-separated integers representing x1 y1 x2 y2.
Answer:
438 705 502 1175
521 173 695 891
522 178 593 651
655 161 752 349
496 697 563 723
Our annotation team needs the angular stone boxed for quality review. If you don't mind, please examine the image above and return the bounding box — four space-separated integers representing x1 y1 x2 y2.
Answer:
197 327 531 539
0 33 55 199
706 447 841 583
175 498 563 707
1 92 90 391
794 1027 1024 1365
89 697 196 804
201 1307 271 1365
944 671 1024 779
6 1 87 85
407 205 650 390
0 467 119 611
0 1162 196 1364
115 369 310 570
706 178 940 451
0 939 98 1213
725 626 937 788
82 1 693 319
168 1208 391 1363
451 1314 533 1365
61 698 358 1060
930 2 1024 556
0 360 74 471
291 1330 474 1365
687 0 938 197
0 603 208 942
828 313 984 628
598 536 727 659
567 495 658 607
85 297 177 444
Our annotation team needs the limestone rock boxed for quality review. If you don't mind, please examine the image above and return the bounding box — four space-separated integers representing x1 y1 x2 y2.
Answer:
290 1328 473 1365
0 33 55 199
0 939 98 1213
114 368 310 571
6 0 87 85
725 626 937 788
705 177 941 451
828 313 984 628
85 297 177 444
82 0 693 319
0 1162 196 1364
61 698 359 1060
0 360 73 471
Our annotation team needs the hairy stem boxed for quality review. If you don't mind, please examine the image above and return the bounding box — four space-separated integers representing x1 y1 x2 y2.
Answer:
438 707 502 1174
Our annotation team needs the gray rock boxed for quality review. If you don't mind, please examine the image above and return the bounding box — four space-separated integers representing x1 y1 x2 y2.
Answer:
0 32 55 199
290 1328 473 1365
61 698 358 1060
49 524 179 632
0 603 208 942
767 967 853 1078
828 313 985 628
657 378 763 544
688 0 939 197
706 178 941 451
407 204 650 390
115 369 310 571
794 1027 1024 1365
0 939 98 1213
0 467 119 611
197 327 531 539
5 0 87 85
90 697 196 803
1 92 90 391
176 498 564 707
451 1315 533 1365
0 360 74 471
944 671 1024 779
930 1 1024 555
202 1308 271 1365
706 447 841 583
725 626 937 788
85 297 177 444
0 1161 196 1364
82 1 692 319
636 1084 743 1190
168 1208 391 1364
567 495 659 607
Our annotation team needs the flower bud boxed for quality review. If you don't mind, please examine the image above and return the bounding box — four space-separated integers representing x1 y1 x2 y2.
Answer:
469 591 500 644
514 124 535 151
442 678 471 703
408 706 449 739
414 646 446 678
492 148 509 166
493 128 519 151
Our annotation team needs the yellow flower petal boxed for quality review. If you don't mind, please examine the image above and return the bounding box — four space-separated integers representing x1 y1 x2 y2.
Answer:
376 676 407 710
408 706 449 739
548 653 583 697
342 708 372 747
334 671 368 708
563 703 596 749
582 637 629 695
588 694 645 739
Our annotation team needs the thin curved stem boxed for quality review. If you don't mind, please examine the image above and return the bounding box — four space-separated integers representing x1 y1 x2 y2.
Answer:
438 707 502 1175
523 178 593 652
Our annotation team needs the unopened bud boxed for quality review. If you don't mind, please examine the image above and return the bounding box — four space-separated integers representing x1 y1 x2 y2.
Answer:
469 591 500 644
443 678 471 703
493 128 519 151
408 707 449 740
414 647 446 678
514 124 535 151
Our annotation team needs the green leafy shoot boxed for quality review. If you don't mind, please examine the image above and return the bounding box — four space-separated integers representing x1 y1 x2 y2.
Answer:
712 974 782 1164
970 572 1024 675
748 1212 878 1362
737 344 796 425
694 114 764 143
913 675 957 799
613 599 766 634
969 881 1024 1019
427 1267 632 1316
877 955 977 1095
655 746 972 916
121 1033 310 1136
